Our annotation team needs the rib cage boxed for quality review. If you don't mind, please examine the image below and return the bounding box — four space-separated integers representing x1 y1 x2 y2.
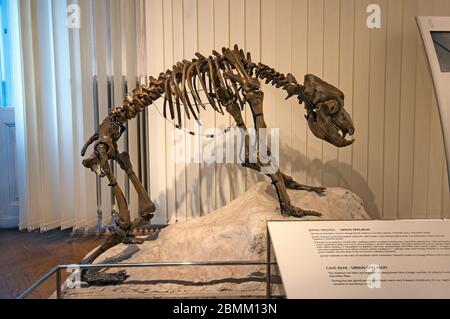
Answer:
110 45 305 128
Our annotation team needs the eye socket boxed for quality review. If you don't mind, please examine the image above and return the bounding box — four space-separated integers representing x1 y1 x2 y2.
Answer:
326 100 340 114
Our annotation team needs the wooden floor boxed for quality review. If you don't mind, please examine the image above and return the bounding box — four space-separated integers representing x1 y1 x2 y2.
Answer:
0 229 105 299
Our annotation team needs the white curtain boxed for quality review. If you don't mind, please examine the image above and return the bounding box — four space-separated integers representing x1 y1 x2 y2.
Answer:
14 0 144 231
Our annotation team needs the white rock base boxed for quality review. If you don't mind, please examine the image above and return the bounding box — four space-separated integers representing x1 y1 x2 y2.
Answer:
61 182 370 298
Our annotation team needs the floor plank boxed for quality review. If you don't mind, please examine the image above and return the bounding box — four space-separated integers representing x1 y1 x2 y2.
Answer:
0 229 105 299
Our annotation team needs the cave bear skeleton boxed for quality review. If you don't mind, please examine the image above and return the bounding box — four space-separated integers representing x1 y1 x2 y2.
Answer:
80 45 355 284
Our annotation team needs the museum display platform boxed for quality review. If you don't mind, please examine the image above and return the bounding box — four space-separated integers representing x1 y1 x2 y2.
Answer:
50 182 370 299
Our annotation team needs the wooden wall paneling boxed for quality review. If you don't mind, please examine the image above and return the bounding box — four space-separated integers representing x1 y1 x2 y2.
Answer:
367 0 387 218
260 0 276 198
245 0 263 188
94 0 112 225
214 0 231 209
121 0 139 221
382 0 403 219
443 160 450 217
427 93 445 218
411 44 431 219
160 1 177 224
411 0 434 219
136 0 147 69
229 0 246 200
275 0 293 178
163 0 177 224
52 0 76 229
322 0 340 187
183 0 201 219
397 0 417 219
337 0 355 190
172 0 187 221
351 0 371 214
306 0 324 186
291 0 308 186
260 0 275 130
198 0 217 216
145 0 167 224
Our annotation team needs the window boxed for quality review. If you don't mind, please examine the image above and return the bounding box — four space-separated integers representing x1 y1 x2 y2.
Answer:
0 0 12 107
431 31 450 73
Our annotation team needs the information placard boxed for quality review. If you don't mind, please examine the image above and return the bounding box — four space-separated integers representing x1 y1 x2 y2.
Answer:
268 220 450 299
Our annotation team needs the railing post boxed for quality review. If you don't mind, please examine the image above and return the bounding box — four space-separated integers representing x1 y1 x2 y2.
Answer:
266 224 271 299
56 267 62 299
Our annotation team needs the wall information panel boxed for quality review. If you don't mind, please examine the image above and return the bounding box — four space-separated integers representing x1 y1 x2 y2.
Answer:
268 220 450 299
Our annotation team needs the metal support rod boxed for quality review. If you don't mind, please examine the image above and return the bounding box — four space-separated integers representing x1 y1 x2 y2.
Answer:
93 76 103 227
266 225 271 299
56 268 62 300
107 76 117 216
123 76 130 203
140 76 149 193
136 77 142 184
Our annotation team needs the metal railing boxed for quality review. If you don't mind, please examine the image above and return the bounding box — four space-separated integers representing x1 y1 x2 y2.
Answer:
17 259 276 299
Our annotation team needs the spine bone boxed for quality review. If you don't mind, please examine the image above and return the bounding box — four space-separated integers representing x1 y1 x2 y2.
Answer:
252 63 305 101
109 75 166 123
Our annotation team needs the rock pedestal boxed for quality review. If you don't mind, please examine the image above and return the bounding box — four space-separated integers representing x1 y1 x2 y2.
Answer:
62 182 370 298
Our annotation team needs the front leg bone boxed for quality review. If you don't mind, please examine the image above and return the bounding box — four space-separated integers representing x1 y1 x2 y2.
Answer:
80 144 132 285
282 174 326 194
281 202 322 218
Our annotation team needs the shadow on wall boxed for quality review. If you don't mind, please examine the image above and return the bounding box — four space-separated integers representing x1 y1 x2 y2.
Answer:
279 143 379 219
166 160 234 221
150 135 379 223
